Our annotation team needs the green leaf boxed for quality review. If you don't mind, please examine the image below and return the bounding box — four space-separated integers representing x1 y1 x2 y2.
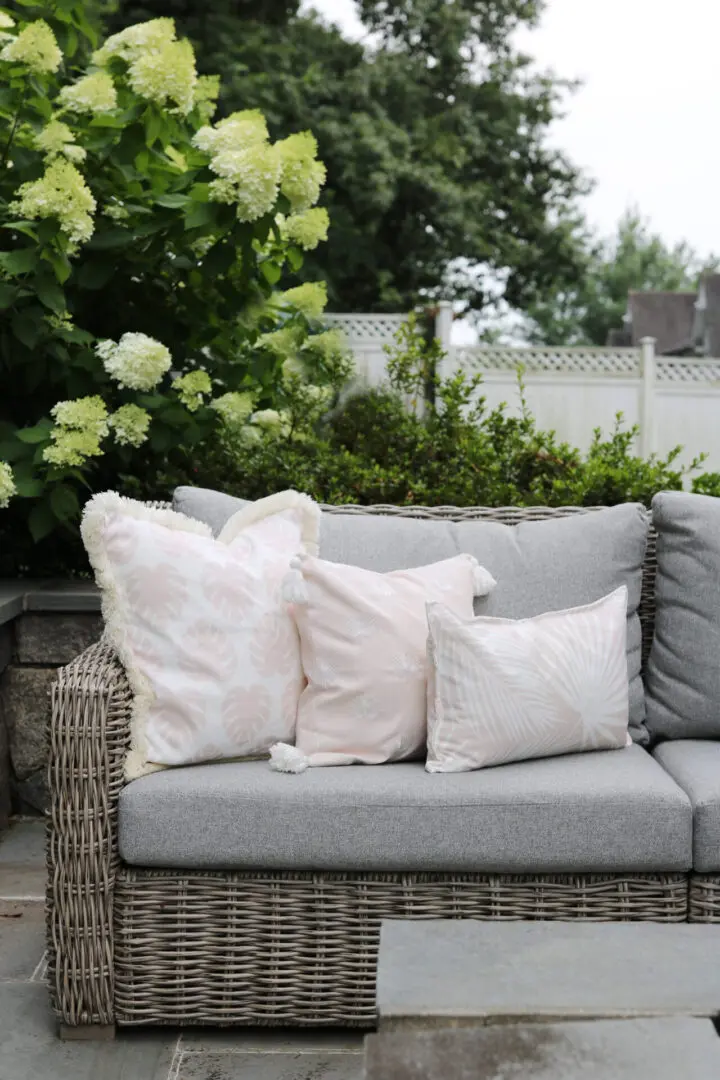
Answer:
35 274 65 314
14 476 44 498
77 259 116 289
0 248 37 275
202 242 236 278
50 483 80 522
184 202 216 229
155 193 191 209
189 183 211 203
287 246 304 272
16 422 52 444
87 228 136 251
12 311 42 349
0 283 18 310
144 109 163 147
260 260 282 285
43 249 72 284
0 439 30 463
28 501 56 543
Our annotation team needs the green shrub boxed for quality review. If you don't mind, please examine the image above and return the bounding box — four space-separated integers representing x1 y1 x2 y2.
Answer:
0 4 344 574
196 315 707 510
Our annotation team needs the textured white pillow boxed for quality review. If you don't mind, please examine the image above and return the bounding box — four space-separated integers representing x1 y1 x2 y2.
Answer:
426 587 631 773
81 489 320 780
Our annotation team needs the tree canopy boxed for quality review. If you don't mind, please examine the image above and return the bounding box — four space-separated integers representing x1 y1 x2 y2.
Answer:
522 211 718 346
106 0 587 315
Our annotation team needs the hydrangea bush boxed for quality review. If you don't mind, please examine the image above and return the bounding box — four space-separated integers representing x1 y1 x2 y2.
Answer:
0 4 342 563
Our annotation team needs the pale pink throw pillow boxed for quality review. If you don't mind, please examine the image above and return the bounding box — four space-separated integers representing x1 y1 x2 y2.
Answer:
269 553 495 771
81 490 320 779
425 587 631 773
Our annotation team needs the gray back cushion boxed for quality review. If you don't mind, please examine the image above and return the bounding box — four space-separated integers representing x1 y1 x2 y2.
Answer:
645 492 720 740
173 488 650 740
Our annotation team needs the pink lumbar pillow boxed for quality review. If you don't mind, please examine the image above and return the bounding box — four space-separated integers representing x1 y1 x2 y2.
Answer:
425 587 631 773
81 490 320 780
269 552 496 772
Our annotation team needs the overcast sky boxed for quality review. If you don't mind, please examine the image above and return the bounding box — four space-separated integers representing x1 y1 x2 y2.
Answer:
302 0 720 259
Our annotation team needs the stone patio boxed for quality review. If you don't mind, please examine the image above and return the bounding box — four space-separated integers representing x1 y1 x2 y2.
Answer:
0 820 364 1080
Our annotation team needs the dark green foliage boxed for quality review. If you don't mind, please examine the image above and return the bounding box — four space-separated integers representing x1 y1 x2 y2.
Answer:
106 0 587 315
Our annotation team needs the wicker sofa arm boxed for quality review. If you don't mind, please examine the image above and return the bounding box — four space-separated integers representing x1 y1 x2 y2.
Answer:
46 640 132 1029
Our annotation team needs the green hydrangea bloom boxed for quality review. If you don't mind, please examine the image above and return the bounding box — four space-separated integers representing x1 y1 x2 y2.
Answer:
251 408 291 437
128 37 197 115
0 19 61 74
44 396 109 467
10 159 96 244
192 74 220 123
257 326 301 358
96 333 172 391
58 72 118 115
282 207 329 251
211 391 256 430
108 404 151 447
35 120 86 163
173 370 212 412
280 281 328 318
275 132 326 213
304 328 345 359
0 462 15 509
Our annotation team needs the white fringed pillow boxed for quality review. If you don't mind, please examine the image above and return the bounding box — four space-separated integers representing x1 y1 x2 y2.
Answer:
269 552 496 772
426 587 631 773
81 490 320 780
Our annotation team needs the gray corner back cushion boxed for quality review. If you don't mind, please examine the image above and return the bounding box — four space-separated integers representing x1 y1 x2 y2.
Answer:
646 492 720 740
653 740 720 871
173 487 650 740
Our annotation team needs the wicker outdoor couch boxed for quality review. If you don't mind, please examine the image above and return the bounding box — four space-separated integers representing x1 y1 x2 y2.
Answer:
46 501 709 1040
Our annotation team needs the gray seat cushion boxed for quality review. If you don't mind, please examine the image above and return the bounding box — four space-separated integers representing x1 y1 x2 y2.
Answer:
646 492 720 741
173 488 650 741
119 745 691 872
653 741 720 871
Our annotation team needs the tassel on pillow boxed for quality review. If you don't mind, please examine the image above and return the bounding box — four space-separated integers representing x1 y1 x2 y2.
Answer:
282 555 309 605
270 742 309 774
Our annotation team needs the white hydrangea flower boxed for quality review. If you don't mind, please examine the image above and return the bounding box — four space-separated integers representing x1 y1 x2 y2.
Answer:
251 408 291 436
208 143 281 223
173 370 212 412
58 72 118 115
0 19 61 74
0 14 15 29
92 17 176 66
9 159 96 245
97 333 172 391
191 74 220 123
192 109 268 156
108 404 151 447
0 461 15 508
280 207 329 251
127 37 197 115
279 281 328 318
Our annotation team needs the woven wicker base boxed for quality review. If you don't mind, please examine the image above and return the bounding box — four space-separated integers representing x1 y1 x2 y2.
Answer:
113 868 688 1027
689 875 720 922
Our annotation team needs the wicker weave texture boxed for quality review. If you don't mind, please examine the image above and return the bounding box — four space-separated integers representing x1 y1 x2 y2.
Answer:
688 876 720 922
113 869 688 1027
46 502 661 1030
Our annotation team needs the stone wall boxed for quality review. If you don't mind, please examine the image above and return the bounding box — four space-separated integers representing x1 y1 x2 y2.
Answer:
0 587 101 819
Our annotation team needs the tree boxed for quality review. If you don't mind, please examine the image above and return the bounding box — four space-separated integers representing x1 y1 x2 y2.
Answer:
106 0 588 316
522 211 718 346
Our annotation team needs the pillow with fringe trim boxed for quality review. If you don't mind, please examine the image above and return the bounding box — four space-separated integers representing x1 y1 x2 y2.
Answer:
81 490 320 780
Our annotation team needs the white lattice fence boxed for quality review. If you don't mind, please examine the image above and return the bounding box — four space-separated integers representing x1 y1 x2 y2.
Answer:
326 312 720 472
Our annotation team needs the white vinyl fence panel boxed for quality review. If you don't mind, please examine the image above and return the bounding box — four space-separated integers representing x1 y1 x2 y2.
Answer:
327 305 720 476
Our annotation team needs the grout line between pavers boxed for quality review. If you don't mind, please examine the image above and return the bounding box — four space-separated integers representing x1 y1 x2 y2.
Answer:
0 894 45 902
30 951 48 983
181 1047 364 1056
167 1035 183 1080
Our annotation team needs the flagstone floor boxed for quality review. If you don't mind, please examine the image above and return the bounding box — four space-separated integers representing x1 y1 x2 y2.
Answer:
0 820 364 1080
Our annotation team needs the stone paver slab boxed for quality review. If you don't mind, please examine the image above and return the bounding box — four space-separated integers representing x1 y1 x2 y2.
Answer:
364 1018 720 1080
0 983 176 1080
178 1051 362 1080
0 901 45 980
0 820 46 897
378 920 720 1025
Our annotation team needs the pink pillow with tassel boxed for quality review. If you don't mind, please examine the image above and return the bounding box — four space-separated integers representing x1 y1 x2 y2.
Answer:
270 552 495 771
